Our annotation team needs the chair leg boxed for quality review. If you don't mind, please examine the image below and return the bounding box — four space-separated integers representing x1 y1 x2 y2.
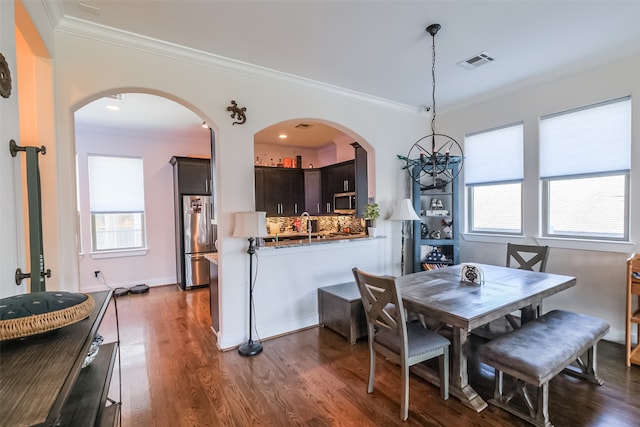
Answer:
367 346 376 393
401 361 409 421
439 347 449 400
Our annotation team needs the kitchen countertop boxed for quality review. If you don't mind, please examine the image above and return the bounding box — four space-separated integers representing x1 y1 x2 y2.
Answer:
263 233 380 248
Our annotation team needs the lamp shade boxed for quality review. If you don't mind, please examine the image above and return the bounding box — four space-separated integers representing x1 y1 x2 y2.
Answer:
233 211 268 238
388 199 420 221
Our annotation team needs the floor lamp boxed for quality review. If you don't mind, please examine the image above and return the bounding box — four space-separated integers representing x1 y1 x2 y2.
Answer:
233 211 268 356
389 199 420 275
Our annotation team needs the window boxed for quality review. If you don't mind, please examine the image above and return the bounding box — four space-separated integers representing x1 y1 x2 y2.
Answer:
465 123 524 234
88 155 146 252
540 96 631 240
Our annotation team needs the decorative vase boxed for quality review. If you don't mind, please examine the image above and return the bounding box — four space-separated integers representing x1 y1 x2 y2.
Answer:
368 227 377 237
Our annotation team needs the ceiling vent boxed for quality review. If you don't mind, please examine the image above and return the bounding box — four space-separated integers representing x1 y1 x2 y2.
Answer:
457 52 495 70
294 123 313 129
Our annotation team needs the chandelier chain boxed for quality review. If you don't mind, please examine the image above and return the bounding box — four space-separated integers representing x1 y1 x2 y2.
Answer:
431 31 437 137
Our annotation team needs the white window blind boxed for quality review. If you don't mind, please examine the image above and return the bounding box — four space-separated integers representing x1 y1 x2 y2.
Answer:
88 155 144 212
465 123 524 185
540 96 631 179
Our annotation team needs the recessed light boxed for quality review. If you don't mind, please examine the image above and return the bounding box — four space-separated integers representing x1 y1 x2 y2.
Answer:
279 134 287 139
105 105 120 111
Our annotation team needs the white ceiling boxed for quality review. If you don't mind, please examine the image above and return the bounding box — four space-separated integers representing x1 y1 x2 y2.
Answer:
63 0 640 147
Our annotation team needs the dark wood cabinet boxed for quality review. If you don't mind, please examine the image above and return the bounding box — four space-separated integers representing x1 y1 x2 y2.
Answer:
321 160 355 214
170 156 211 195
255 167 304 216
0 291 120 427
304 169 322 214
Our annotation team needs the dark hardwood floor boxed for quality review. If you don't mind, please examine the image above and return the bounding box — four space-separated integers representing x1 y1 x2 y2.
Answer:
99 285 640 426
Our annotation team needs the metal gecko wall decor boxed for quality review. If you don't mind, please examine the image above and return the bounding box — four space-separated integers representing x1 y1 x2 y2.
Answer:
0 53 12 98
226 100 247 125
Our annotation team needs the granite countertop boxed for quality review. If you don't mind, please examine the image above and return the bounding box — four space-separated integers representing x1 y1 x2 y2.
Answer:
262 232 377 248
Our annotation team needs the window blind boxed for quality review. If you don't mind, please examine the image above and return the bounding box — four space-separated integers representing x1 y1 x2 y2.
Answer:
464 123 524 185
540 96 631 179
88 155 145 212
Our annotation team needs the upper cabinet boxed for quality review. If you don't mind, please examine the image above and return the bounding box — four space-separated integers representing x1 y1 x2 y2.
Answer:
170 156 211 195
254 143 368 217
255 167 305 216
321 160 355 214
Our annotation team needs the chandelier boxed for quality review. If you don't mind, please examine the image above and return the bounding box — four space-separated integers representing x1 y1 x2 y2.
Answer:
398 23 463 190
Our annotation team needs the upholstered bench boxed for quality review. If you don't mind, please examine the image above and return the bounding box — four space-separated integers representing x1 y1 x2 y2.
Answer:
477 309 609 427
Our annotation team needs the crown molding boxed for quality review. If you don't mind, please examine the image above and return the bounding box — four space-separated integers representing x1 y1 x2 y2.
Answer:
55 16 419 114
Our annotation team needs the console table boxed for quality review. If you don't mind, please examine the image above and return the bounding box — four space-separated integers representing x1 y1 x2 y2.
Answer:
0 290 120 426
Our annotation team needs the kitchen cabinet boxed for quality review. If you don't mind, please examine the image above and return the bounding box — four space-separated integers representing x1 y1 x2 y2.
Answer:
170 156 211 195
321 160 355 214
304 169 322 214
255 166 305 216
0 290 120 427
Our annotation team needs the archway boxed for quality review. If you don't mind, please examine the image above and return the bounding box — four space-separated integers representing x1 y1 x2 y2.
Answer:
72 91 215 298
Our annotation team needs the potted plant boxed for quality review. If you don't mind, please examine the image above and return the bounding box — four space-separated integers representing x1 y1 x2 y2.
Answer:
363 202 380 236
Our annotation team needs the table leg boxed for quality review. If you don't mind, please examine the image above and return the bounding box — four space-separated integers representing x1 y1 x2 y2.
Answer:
411 327 488 412
451 327 488 412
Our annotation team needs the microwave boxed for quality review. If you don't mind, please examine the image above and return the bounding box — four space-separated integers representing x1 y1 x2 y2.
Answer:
334 192 356 214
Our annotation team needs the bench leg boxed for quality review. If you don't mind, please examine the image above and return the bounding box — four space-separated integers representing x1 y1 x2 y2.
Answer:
489 370 553 427
563 344 605 385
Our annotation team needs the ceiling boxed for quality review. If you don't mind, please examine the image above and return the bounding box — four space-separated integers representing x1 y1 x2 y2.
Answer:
63 0 640 147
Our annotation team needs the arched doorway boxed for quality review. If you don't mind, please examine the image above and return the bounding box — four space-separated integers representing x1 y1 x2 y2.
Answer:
73 92 214 297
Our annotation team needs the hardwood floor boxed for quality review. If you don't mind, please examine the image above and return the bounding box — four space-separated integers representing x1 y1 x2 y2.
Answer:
99 285 640 427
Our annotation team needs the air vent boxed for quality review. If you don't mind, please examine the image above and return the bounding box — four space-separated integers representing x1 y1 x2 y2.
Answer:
457 52 495 70
78 2 101 15
294 123 313 129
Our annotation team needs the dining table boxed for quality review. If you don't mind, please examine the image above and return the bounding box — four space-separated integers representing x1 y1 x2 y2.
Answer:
396 263 576 412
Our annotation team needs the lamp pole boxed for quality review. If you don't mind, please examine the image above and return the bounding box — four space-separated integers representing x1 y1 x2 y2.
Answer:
238 237 263 356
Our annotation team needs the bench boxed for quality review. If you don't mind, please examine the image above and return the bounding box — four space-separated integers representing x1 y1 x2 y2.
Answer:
477 309 610 427
318 282 367 344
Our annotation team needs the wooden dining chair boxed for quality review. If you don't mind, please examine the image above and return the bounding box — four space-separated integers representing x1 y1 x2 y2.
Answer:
506 243 550 272
352 268 450 421
505 243 550 327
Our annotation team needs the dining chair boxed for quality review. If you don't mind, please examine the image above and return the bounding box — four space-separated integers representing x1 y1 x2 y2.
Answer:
475 244 551 338
506 243 550 272
505 243 550 327
352 268 450 421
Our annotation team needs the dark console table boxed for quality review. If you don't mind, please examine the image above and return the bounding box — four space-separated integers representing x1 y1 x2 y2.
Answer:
0 290 120 426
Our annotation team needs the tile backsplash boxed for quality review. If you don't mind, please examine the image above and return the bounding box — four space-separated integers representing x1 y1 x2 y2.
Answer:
265 215 365 234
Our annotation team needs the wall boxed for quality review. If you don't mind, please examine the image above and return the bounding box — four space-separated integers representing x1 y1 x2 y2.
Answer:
0 0 24 298
75 124 210 291
439 54 640 343
49 23 422 349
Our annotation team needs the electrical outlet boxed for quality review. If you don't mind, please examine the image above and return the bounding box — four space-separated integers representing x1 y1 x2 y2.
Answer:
94 270 100 278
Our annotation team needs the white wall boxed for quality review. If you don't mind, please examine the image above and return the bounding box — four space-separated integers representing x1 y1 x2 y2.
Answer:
75 124 210 291
438 54 640 343
49 24 422 349
0 0 25 298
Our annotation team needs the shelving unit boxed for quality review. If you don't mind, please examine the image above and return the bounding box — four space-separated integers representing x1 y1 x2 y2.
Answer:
412 163 460 273
626 253 640 367
0 290 120 426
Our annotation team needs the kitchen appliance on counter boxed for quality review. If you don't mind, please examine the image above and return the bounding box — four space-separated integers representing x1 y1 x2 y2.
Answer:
180 195 217 289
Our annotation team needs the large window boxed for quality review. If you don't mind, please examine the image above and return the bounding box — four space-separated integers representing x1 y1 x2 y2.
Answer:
88 155 146 252
540 96 631 240
465 123 524 234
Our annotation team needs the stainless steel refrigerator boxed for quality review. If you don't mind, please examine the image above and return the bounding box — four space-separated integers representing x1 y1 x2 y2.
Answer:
181 195 216 289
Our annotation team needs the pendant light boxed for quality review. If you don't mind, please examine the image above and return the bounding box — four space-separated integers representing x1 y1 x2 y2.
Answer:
399 24 463 190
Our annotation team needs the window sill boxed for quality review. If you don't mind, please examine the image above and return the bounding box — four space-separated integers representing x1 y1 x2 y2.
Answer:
462 233 634 253
90 248 149 259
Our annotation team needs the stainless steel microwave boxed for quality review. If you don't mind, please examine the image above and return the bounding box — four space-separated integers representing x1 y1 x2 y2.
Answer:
334 192 356 214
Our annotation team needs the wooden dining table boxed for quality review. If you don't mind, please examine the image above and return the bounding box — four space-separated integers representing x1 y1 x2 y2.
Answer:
396 263 576 412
